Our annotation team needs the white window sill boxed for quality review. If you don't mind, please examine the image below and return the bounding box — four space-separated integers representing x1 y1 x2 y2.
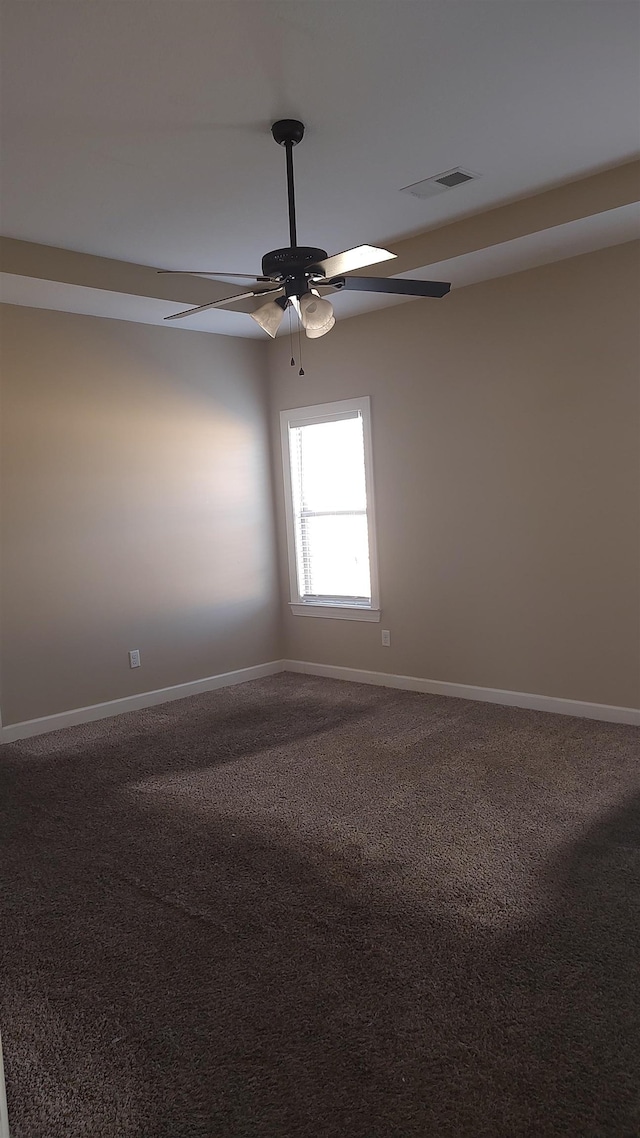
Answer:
289 603 381 622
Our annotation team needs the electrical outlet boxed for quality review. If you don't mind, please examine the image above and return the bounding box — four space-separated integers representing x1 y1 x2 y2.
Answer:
128 649 141 669
381 629 391 647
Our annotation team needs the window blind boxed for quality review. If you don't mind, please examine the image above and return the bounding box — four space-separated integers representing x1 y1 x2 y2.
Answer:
288 411 372 605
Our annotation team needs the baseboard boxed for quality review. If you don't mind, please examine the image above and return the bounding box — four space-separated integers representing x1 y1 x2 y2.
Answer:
0 660 287 744
283 660 640 726
0 1027 9 1138
2 657 637 743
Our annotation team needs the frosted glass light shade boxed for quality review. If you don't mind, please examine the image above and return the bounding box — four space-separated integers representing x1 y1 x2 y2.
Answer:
299 292 334 332
250 299 287 338
305 314 336 338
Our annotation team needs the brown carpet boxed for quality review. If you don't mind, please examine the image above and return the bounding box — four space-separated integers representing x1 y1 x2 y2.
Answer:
1 672 639 1137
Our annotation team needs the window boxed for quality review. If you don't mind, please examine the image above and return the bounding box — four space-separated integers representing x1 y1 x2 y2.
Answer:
280 396 380 620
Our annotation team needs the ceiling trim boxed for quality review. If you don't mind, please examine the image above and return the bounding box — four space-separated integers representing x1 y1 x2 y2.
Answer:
1 160 638 335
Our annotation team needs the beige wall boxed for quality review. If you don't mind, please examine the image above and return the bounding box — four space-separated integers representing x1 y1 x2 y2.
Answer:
268 241 640 709
2 240 638 727
0 306 279 725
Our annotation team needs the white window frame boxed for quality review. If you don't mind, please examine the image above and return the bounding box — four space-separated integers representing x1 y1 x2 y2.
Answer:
279 396 381 621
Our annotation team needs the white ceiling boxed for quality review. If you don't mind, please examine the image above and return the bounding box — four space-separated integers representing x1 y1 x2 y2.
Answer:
1 1 639 333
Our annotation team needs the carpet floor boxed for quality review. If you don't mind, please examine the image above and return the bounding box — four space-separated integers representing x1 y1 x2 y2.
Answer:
1 673 639 1137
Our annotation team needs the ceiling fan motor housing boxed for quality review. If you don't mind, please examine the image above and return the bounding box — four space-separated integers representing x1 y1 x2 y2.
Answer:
261 246 328 283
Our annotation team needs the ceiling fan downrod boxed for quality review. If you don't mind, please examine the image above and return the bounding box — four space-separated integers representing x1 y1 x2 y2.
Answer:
265 120 328 289
271 119 304 247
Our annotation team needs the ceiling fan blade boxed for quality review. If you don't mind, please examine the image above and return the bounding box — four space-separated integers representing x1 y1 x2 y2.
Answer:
314 245 397 279
164 286 283 322
158 271 273 282
326 276 451 298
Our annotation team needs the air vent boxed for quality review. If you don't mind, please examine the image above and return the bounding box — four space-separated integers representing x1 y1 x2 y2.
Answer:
400 167 480 200
435 169 474 188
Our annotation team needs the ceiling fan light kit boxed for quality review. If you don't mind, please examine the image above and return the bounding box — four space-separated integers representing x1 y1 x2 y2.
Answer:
249 296 289 338
161 119 451 335
299 292 335 337
304 318 336 340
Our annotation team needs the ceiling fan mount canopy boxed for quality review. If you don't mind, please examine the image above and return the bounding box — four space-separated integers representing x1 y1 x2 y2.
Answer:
160 118 451 332
271 119 305 148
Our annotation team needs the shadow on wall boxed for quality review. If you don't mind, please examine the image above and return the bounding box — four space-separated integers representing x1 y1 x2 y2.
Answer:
0 315 278 723
0 684 638 1137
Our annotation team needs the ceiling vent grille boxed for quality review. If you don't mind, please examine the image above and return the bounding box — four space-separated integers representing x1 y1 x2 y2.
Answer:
400 168 479 200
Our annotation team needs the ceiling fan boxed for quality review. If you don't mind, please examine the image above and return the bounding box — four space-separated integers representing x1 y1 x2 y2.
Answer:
159 119 451 337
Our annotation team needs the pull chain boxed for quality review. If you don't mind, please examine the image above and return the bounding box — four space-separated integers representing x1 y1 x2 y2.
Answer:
297 319 304 376
287 301 305 376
